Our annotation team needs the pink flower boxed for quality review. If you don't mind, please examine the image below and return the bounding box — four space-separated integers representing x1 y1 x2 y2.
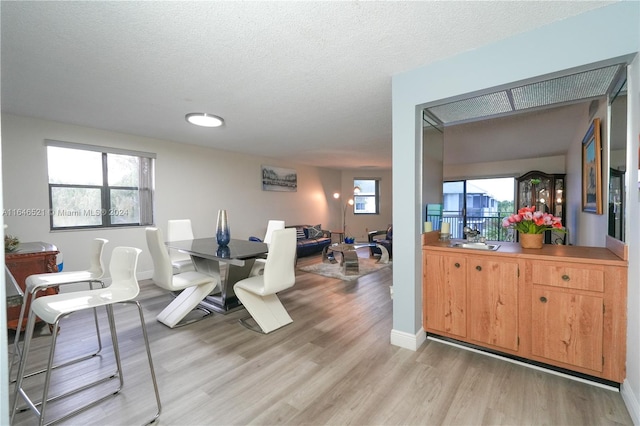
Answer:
502 206 565 235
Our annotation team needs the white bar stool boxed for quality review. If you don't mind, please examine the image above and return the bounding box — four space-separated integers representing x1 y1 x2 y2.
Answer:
11 246 162 426
10 238 109 382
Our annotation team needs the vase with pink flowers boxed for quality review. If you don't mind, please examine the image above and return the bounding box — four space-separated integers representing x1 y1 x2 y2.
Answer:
502 206 564 249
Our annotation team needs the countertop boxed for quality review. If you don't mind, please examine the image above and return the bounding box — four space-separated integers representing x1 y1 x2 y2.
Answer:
422 233 627 266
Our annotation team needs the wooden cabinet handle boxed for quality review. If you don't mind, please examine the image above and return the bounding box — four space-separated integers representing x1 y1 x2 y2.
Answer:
454 263 460 268
540 296 547 303
562 274 570 281
475 265 482 271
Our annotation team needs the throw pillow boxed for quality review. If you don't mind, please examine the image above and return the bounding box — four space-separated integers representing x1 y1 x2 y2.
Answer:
306 224 323 239
296 228 306 240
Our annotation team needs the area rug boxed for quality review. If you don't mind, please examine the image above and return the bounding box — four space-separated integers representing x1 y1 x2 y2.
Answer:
298 258 391 281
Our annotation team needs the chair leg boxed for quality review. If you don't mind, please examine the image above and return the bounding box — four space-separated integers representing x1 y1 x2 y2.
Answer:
11 309 123 425
10 282 106 383
11 310 38 423
157 281 217 328
127 300 162 424
235 287 292 334
375 244 390 264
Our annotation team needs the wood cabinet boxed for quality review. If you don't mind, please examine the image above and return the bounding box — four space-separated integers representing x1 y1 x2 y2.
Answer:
467 258 519 352
423 253 467 338
5 242 59 330
423 251 520 354
527 260 626 382
423 242 627 383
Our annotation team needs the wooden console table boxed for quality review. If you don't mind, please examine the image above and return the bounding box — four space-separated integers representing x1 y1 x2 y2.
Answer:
5 242 59 330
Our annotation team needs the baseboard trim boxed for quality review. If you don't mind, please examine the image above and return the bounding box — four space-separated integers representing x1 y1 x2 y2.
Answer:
390 327 427 351
428 335 619 392
621 380 640 425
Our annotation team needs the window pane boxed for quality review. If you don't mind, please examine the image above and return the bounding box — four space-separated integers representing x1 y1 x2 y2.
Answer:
51 187 102 227
108 154 139 187
354 195 377 213
110 189 140 224
47 147 102 185
354 179 376 195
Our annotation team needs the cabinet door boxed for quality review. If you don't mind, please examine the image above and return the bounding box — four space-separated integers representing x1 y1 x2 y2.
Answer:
531 287 603 372
467 258 519 351
424 254 466 338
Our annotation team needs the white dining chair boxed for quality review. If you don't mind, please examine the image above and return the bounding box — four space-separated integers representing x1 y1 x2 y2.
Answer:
146 227 218 328
11 247 162 426
168 219 196 274
11 238 109 381
249 219 285 276
235 228 297 334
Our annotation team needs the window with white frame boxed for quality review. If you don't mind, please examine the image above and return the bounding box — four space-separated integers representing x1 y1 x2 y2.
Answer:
353 178 379 214
46 140 155 230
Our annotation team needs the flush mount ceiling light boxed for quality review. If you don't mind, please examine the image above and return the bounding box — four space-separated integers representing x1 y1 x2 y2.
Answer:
185 113 225 128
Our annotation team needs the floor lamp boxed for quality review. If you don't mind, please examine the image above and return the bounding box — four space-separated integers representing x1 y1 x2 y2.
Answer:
333 192 354 243
343 198 354 241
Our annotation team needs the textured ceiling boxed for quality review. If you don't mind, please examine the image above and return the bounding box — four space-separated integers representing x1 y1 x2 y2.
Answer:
0 1 613 170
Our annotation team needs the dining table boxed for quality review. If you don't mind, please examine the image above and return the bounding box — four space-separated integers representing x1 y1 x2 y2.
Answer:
165 237 268 314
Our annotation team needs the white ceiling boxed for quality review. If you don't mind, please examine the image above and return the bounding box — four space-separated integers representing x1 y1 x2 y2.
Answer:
0 1 613 170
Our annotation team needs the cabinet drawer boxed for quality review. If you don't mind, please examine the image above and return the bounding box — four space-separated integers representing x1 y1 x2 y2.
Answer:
532 263 604 292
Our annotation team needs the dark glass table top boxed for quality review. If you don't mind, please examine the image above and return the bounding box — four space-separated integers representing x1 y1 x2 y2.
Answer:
166 238 268 266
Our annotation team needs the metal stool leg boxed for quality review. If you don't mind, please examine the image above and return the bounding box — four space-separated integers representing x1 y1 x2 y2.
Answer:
10 281 106 383
11 309 123 425
127 300 162 424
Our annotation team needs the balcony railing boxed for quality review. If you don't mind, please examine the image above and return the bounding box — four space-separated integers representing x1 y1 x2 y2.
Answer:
427 212 515 242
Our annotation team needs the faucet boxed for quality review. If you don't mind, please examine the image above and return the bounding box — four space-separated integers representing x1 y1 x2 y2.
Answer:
463 226 481 243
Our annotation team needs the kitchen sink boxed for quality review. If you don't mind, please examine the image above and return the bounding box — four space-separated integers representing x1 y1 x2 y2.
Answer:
449 242 501 251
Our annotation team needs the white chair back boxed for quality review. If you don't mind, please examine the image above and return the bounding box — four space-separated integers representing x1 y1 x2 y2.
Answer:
168 219 194 262
263 220 285 245
107 246 142 301
263 228 296 294
87 238 109 277
146 227 174 290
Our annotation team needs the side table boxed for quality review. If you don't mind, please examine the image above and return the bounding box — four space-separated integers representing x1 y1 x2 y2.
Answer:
330 230 345 243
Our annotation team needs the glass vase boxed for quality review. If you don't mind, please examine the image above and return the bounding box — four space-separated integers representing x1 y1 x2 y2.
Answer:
216 209 230 246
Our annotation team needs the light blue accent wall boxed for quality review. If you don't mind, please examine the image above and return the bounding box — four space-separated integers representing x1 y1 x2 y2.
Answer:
391 0 639 346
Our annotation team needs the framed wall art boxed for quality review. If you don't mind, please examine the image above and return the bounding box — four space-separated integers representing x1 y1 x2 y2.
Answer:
261 165 297 192
582 118 603 214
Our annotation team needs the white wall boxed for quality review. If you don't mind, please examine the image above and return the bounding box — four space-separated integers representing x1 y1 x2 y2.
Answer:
565 99 609 247
621 53 640 424
0 111 8 426
1 114 343 278
444 155 566 181
392 3 639 419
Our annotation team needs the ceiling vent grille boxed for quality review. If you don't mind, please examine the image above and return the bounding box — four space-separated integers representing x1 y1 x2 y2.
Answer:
424 64 623 126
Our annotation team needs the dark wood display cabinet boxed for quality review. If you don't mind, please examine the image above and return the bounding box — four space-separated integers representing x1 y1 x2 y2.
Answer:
516 170 566 244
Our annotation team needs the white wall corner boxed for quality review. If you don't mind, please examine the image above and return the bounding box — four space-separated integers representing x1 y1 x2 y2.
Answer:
390 328 427 351
621 380 640 425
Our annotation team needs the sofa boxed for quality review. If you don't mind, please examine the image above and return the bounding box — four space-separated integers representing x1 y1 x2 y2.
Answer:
368 226 392 259
288 224 332 258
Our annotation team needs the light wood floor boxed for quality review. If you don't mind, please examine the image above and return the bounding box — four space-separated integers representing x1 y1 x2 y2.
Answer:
8 252 633 425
